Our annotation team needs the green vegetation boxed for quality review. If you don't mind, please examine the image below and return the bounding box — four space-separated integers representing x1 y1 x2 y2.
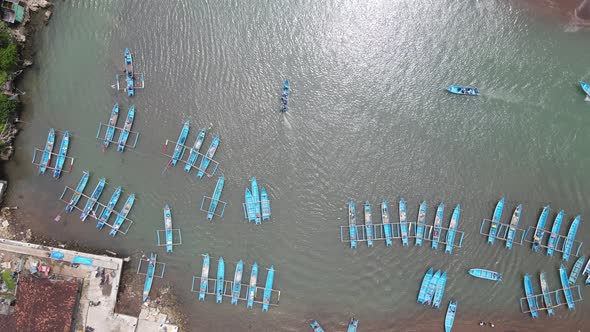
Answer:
1 270 16 291
0 23 18 133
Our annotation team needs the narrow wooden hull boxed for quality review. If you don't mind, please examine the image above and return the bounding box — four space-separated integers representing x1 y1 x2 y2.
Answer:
171 120 190 166
532 206 550 252
97 186 121 229
506 204 522 249
66 171 90 213
445 205 460 254
53 130 69 178
546 210 564 256
488 198 504 244
415 201 427 246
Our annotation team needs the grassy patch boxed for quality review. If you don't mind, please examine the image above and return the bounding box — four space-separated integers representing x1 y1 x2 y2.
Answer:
1 270 16 290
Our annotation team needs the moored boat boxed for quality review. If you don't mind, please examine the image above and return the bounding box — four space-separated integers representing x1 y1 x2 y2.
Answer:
80 177 106 221
96 186 121 229
425 270 442 305
364 201 374 248
66 171 90 213
506 204 522 249
207 175 225 221
468 268 502 281
247 262 258 308
562 215 581 261
231 260 243 305
432 272 447 309
417 268 434 304
583 257 590 284
347 318 358 332
251 177 262 223
524 273 539 318
532 205 550 252
142 253 156 302
39 128 55 174
539 271 554 316
348 199 358 249
568 255 586 285
216 256 225 304
445 301 457 332
399 198 408 246
245 189 257 222
415 201 427 246
432 203 444 249
170 120 190 166
117 105 135 152
53 130 69 178
280 80 290 112
559 264 575 310
546 210 564 256
164 204 173 252
184 128 206 171
262 265 275 312
580 81 590 96
310 320 325 332
197 135 220 178
488 198 504 244
447 85 479 96
124 48 135 97
199 254 210 301
103 103 119 151
261 187 271 221
109 194 135 236
381 199 393 247
445 205 460 254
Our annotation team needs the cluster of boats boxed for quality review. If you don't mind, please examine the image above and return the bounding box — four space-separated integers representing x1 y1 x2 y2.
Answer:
309 318 358 332
523 265 580 318
100 103 136 152
244 177 271 224
417 268 448 308
168 120 220 178
35 128 70 177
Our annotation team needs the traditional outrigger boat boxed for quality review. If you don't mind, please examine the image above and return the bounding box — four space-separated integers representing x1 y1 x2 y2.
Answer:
262 265 275 312
251 177 262 223
432 203 444 249
39 128 55 174
197 135 220 178
488 198 504 244
110 194 135 236
170 120 190 166
280 80 290 112
447 85 479 96
425 270 442 305
524 273 539 318
117 105 135 152
468 268 502 281
347 318 358 332
506 204 522 249
399 198 409 246
245 189 257 223
432 272 447 308
103 104 119 151
53 130 69 178
310 320 325 332
80 177 106 221
66 171 90 213
445 301 457 332
364 201 374 248
559 264 575 310
261 187 271 221
231 260 243 305
247 262 258 308
142 253 157 302
417 268 434 304
96 186 121 229
381 199 392 247
124 48 135 97
199 254 210 301
532 205 550 252
348 199 358 249
568 255 586 285
216 257 225 304
184 128 206 171
539 271 554 316
207 175 225 221
583 257 590 284
415 201 427 246
580 81 590 96
163 204 173 252
546 210 564 256
562 215 581 261
445 205 460 254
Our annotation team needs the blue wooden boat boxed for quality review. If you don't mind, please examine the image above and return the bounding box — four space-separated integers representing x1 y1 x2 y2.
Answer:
432 272 447 308
66 171 90 213
445 204 460 254
117 105 135 152
245 188 257 223
231 260 243 305
53 130 69 178
364 201 374 247
532 205 550 252
163 204 173 252
562 215 581 261
468 268 502 281
445 301 457 332
184 128 206 171
262 265 275 312
546 210 564 256
96 186 121 230
425 270 441 305
580 81 590 96
568 255 585 285
170 120 190 166
347 318 358 332
280 80 290 112
583 258 590 284
142 253 156 302
447 85 479 96
310 320 325 332
216 256 225 304
348 199 358 249
539 271 554 316
207 175 225 221
247 261 258 308
559 264 575 310
488 198 504 244
80 177 106 221
199 254 210 301
197 135 220 178
261 187 271 221
103 103 119 152
381 200 392 247
432 203 444 249
251 177 262 223
417 268 434 304
39 128 55 174
506 204 522 249
524 273 539 318
415 201 427 246
124 48 135 97
399 198 409 246
109 194 135 236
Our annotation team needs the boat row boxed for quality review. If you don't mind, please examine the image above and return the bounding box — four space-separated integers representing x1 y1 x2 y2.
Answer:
417 267 447 308
99 104 137 152
527 203 582 261
522 267 582 318
485 198 524 248
244 177 271 223
33 128 71 178
309 318 358 332
167 120 220 178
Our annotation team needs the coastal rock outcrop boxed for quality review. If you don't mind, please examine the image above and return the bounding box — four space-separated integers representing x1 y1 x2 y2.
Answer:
576 0 590 20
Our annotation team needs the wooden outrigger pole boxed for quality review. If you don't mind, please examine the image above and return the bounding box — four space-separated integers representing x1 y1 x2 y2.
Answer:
161 139 220 177
479 218 527 247
96 122 140 150
32 148 75 174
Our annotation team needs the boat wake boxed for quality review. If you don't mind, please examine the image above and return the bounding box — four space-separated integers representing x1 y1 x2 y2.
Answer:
282 112 292 130
585 95 590 102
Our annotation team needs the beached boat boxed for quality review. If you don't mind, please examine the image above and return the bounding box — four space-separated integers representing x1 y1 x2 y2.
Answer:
80 177 106 221
247 262 258 308
447 85 479 96
231 260 243 305
164 204 173 252
280 80 290 112
568 255 586 285
96 186 121 230
399 198 409 246
488 198 504 244
539 271 554 316
251 177 262 223
66 171 90 213
207 175 225 221
417 268 434 304
39 128 55 174
199 254 210 301
245 188 257 223
348 199 358 249
124 48 135 97
425 270 442 305
117 105 135 152
432 203 444 249
415 201 427 246
197 135 220 178
364 201 374 248
468 268 502 281
445 205 460 254
524 273 539 318
532 205 550 252
562 215 581 261
170 120 190 166
310 320 325 332
109 194 135 236
445 301 457 332
580 81 590 96
216 256 225 304
559 264 575 310
546 210 564 256
381 200 392 247
184 128 206 171
262 265 275 312
432 272 447 309
142 253 156 302
347 318 358 332
261 187 271 221
53 130 69 178
103 103 119 151
506 204 522 249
